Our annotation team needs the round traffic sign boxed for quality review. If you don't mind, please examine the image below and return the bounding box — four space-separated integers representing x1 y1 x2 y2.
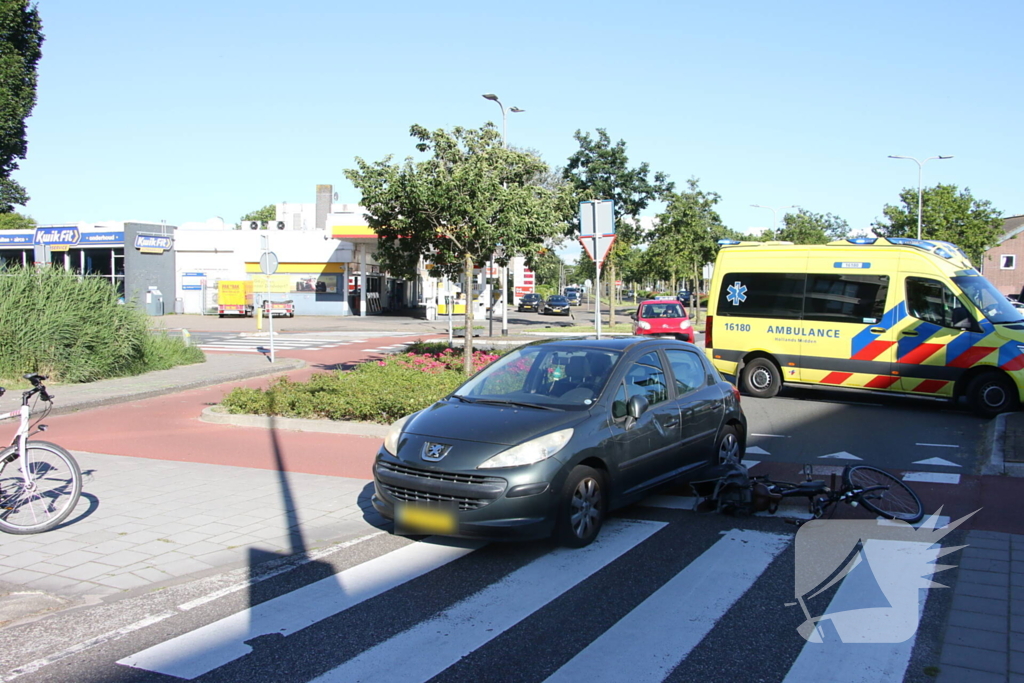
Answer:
260 252 279 275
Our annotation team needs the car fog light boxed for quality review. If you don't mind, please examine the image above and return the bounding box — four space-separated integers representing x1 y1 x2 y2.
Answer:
506 482 550 498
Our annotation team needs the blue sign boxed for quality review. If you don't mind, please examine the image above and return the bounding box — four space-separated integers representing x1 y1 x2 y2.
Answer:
183 272 205 277
182 285 202 290
80 231 124 245
35 226 81 246
134 234 173 252
0 232 32 246
834 262 871 269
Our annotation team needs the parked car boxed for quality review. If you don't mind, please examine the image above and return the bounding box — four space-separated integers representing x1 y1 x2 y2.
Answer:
565 290 582 306
517 293 542 312
677 289 693 305
543 295 572 315
372 337 747 547
631 298 693 342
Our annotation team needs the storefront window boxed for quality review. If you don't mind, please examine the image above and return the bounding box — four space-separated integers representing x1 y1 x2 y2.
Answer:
294 274 338 293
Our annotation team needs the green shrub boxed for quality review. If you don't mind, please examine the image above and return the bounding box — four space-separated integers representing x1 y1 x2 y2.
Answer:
0 264 204 383
221 346 507 424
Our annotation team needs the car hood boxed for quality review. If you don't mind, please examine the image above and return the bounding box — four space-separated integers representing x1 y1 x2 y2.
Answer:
404 399 584 446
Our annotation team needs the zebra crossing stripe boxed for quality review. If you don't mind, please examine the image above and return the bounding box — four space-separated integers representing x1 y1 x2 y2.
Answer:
309 519 667 683
116 538 483 680
544 528 790 683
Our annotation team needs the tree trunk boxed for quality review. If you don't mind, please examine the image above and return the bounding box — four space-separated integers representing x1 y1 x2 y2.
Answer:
464 253 474 375
693 264 701 323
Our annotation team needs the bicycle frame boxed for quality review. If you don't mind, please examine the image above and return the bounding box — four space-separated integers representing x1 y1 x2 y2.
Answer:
0 386 46 481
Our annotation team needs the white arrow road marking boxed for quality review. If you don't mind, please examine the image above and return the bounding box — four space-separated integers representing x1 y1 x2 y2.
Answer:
744 460 761 468
751 433 789 438
915 443 959 448
118 538 483 680
911 457 962 468
902 472 961 485
818 452 863 460
746 446 771 455
543 529 790 683
309 519 666 683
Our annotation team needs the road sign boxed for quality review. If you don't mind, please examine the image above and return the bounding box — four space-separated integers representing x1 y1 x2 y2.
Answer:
579 200 615 237
615 280 622 286
260 251 279 275
580 233 616 267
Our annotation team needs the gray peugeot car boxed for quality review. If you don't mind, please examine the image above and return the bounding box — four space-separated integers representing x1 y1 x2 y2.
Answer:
371 337 746 547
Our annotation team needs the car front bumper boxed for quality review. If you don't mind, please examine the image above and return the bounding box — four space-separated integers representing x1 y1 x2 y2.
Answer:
372 450 563 541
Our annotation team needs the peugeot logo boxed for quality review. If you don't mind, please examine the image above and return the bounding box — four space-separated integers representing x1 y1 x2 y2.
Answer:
422 442 452 462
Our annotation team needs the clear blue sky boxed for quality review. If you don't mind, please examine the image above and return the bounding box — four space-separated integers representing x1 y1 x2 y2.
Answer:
17 0 1024 259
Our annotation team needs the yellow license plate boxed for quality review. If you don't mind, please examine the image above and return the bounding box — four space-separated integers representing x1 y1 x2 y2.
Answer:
396 505 457 534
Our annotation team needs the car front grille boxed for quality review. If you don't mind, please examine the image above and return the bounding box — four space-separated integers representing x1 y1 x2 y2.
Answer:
375 461 507 511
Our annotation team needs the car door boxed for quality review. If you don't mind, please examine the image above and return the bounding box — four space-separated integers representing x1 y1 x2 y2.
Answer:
605 350 679 496
664 348 724 465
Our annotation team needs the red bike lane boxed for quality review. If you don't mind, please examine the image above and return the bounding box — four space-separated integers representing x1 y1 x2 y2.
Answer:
14 336 444 481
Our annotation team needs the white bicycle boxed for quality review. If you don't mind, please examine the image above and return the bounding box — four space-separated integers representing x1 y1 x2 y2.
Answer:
0 374 82 534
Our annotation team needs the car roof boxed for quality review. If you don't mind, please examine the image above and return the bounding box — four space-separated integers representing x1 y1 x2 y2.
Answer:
518 336 696 353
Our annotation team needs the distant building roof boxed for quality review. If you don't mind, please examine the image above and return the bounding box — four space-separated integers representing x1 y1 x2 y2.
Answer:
1000 215 1024 244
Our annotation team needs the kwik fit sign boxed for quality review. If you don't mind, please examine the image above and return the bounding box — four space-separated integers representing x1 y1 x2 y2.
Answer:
134 233 173 254
35 226 81 247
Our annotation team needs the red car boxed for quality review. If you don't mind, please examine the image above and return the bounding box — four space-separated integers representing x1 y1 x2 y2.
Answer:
631 297 693 341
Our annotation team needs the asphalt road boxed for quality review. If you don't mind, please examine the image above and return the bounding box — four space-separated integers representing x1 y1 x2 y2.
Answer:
0 503 959 683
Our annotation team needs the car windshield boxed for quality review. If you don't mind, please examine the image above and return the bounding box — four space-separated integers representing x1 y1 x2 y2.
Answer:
952 275 1024 324
453 346 621 409
641 302 684 318
548 296 568 303
524 294 540 301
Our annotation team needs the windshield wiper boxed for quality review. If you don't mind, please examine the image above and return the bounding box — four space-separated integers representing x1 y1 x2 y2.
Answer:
471 398 563 411
448 394 478 403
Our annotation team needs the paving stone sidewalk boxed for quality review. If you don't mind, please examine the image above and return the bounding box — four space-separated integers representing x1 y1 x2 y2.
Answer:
0 451 381 625
936 530 1024 682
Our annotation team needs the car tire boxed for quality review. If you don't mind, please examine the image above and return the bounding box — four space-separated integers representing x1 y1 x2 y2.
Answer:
714 424 744 466
556 465 607 548
966 371 1020 418
740 358 781 398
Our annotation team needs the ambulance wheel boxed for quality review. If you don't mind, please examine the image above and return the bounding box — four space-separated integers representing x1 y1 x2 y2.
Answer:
966 371 1019 418
741 358 781 398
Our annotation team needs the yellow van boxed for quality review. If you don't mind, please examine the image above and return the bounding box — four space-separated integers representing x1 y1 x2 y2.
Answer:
705 237 1024 417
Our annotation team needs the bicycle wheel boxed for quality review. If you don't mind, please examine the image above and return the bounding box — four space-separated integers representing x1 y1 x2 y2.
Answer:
843 465 923 524
0 441 83 534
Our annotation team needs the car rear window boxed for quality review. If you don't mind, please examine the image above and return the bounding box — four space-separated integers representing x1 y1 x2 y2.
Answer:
640 302 684 318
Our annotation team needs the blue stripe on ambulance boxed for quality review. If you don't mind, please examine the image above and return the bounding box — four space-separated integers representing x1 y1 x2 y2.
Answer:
896 321 942 360
850 302 906 357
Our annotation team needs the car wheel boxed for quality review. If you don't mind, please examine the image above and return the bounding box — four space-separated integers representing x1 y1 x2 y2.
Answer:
966 371 1020 418
740 358 781 398
556 465 607 548
714 424 744 466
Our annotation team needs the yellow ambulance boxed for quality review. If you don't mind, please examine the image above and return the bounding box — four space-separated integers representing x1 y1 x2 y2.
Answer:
704 237 1024 417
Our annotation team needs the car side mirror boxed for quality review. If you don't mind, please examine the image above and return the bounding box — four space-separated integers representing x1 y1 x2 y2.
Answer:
627 394 648 419
629 312 637 320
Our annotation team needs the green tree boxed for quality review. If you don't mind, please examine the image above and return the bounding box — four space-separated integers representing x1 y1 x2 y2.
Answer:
0 1 43 212
531 248 564 286
872 184 1002 265
236 204 277 229
776 209 850 244
649 179 730 321
345 123 574 373
563 129 673 325
0 210 34 230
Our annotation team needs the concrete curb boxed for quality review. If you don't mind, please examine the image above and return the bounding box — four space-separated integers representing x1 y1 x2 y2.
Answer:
200 405 389 438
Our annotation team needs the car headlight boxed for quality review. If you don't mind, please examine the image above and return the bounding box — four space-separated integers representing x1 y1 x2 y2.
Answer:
637 321 651 330
478 428 574 469
680 320 691 328
383 413 414 455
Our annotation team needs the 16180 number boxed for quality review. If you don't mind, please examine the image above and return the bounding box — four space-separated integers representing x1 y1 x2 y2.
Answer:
724 323 751 332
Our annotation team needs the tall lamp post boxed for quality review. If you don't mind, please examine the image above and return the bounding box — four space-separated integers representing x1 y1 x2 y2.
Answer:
482 93 524 337
750 204 795 238
888 155 953 240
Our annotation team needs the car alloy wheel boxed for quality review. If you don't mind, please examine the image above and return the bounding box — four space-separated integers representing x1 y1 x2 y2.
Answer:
715 425 743 466
557 465 606 548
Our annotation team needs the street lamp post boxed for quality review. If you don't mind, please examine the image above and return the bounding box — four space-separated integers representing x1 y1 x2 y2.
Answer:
750 204 796 238
482 93 524 337
888 155 954 240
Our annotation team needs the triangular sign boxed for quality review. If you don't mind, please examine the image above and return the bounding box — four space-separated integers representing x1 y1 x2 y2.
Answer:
818 451 863 460
580 233 616 267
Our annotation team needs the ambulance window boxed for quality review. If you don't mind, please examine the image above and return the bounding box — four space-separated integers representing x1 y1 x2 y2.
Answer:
905 278 961 327
717 272 804 318
804 274 889 324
